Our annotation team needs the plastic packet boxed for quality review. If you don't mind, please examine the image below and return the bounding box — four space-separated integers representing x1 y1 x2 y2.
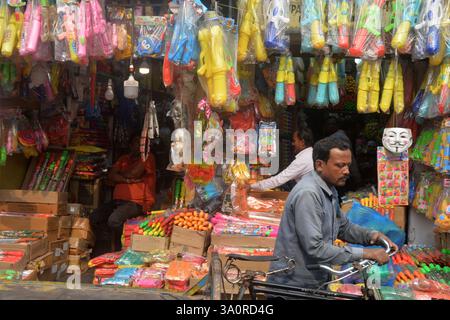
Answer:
180 252 206 266
186 164 215 185
88 251 123 268
20 0 41 56
229 108 257 155
0 269 21 281
327 0 354 52
106 6 132 60
237 0 267 63
165 260 194 291
349 0 385 60
134 15 167 58
88 0 113 59
114 249 146 267
258 121 277 158
168 0 206 67
53 0 77 62
357 60 381 113
196 178 224 203
264 0 290 53
238 64 258 107
133 268 165 289
1 6 24 58
0 0 9 51
300 0 326 53
380 58 404 114
142 249 176 265
102 267 138 286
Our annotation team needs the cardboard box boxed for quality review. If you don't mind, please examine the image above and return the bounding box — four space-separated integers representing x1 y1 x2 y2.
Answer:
46 231 58 243
21 269 38 281
26 252 53 272
0 251 27 271
0 237 48 262
169 226 211 256
393 206 407 231
211 234 276 249
71 229 95 245
68 254 90 273
69 237 90 252
131 234 170 252
50 239 69 264
67 203 84 216
0 190 68 216
248 191 289 201
38 260 68 281
0 215 59 232
58 215 73 240
72 217 91 232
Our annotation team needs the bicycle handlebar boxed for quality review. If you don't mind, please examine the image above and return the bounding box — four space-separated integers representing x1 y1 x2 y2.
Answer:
309 239 397 275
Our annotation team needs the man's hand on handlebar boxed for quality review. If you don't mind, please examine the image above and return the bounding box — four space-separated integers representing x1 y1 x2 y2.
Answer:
363 248 390 265
369 232 398 253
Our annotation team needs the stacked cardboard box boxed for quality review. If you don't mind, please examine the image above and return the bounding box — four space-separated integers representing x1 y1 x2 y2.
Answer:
68 217 94 273
0 190 72 280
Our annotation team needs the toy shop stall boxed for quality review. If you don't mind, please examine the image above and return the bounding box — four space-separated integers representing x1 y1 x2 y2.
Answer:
0 0 448 301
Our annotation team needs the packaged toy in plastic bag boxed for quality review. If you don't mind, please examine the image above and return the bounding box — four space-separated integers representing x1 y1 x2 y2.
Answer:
237 0 268 63
186 164 215 185
301 0 326 53
327 0 354 52
107 6 132 61
413 0 445 58
0 0 9 51
380 59 405 114
391 0 422 53
346 201 406 248
142 250 177 265
357 60 381 113
196 178 224 203
89 251 124 268
168 0 206 67
258 121 277 158
264 0 290 53
349 0 386 59
134 15 167 58
1 6 24 58
198 12 240 109
238 63 258 107
53 0 80 62
19 0 42 57
229 108 256 155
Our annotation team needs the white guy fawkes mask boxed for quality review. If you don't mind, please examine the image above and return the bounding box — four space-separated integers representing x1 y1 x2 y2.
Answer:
382 128 413 154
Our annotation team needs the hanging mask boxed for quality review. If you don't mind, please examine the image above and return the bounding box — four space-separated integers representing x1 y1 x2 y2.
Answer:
382 128 413 154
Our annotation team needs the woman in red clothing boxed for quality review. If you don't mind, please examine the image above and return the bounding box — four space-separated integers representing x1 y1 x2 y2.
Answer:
90 135 156 253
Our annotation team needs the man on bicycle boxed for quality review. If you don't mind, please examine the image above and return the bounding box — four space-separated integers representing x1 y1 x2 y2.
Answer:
268 137 398 289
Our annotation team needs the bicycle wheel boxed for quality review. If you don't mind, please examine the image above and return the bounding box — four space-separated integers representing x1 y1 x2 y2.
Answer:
208 252 223 300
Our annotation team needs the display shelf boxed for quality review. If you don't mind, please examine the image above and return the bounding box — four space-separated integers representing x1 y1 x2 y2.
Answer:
0 97 40 110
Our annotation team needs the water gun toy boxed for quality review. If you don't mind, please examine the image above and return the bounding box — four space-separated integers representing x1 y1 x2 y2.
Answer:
380 59 405 114
169 0 206 67
357 60 381 113
264 0 290 52
327 0 352 51
1 8 23 57
238 0 267 62
437 57 449 114
301 0 326 51
392 0 422 50
349 0 386 59
414 0 443 56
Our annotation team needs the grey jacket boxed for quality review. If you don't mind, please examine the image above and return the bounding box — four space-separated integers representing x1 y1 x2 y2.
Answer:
268 171 376 288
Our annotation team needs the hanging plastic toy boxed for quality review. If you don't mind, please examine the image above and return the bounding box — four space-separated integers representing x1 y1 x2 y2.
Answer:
349 0 386 59
135 15 167 58
141 101 159 162
237 0 268 62
1 4 23 57
327 0 353 51
264 0 289 53
307 58 321 107
391 0 422 51
301 0 326 52
414 0 443 56
357 60 381 113
0 0 9 52
168 0 206 67
274 55 296 105
380 59 405 114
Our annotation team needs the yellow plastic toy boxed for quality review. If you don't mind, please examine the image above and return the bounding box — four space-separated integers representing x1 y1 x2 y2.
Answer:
197 14 229 109
429 36 446 67
380 60 404 114
357 60 380 113
0 0 9 51
1 11 24 57
237 0 267 62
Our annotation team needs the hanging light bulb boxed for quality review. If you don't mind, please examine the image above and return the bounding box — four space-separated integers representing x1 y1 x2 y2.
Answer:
139 60 151 75
124 64 139 99
105 79 114 101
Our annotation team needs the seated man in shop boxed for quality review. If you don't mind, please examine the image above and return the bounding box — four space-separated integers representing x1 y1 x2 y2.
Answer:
268 137 398 289
250 127 314 191
90 134 156 254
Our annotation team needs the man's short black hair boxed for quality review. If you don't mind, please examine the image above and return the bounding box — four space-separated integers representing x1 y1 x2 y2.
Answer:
295 128 314 147
313 137 351 167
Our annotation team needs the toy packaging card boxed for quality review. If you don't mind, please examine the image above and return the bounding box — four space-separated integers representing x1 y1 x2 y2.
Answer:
377 147 409 206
